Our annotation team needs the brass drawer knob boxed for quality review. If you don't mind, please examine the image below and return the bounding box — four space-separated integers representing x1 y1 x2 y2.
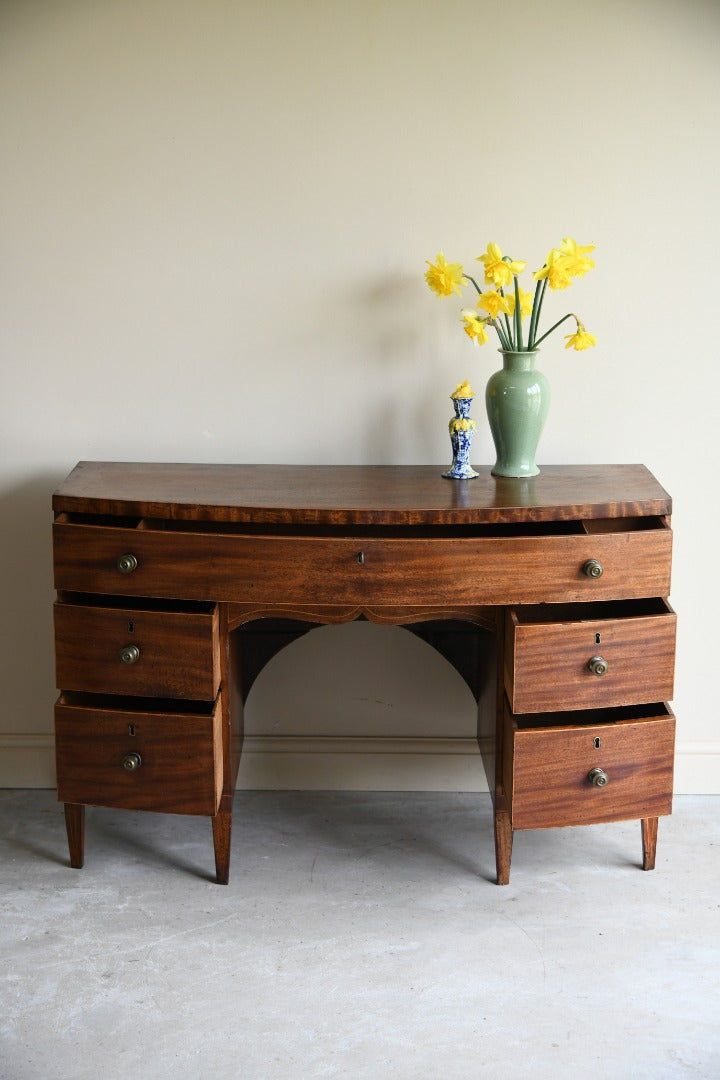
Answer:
587 655 608 677
122 752 142 772
583 558 604 579
116 553 138 575
119 644 140 665
357 551 365 565
588 767 608 787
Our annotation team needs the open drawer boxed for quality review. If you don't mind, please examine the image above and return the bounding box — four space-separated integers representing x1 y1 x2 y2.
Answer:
55 692 223 815
54 596 220 700
505 598 676 713
52 512 673 606
503 701 675 830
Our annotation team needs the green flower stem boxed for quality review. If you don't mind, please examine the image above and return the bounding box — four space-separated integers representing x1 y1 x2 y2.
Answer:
498 289 514 348
491 318 512 351
504 313 513 348
513 275 523 351
527 279 546 349
462 273 483 296
536 279 548 344
531 310 575 349
500 289 518 347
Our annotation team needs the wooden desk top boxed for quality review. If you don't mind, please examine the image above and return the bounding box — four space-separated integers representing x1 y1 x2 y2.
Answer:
53 462 671 527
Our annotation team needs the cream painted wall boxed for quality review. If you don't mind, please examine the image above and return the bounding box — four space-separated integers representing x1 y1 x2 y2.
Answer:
1 0 718 790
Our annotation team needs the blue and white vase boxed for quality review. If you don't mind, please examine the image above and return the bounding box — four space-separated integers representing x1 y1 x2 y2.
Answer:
443 393 479 480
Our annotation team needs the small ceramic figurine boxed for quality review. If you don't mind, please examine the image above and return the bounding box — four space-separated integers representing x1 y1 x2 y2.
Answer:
443 380 479 479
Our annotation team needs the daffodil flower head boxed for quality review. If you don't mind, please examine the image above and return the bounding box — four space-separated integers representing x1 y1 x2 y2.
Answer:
477 243 526 289
550 237 596 279
425 252 465 297
564 317 597 350
534 248 573 291
559 237 595 257
506 287 534 321
461 309 489 345
477 291 511 319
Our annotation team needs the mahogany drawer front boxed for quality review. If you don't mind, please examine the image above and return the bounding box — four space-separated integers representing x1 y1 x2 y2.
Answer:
54 601 220 700
53 520 672 606
504 704 675 830
505 600 676 713
55 697 223 815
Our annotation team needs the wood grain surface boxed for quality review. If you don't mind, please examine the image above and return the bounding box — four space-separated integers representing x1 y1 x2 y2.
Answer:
506 705 675 829
54 601 220 699
55 696 223 815
53 521 672 605
52 462 672 526
506 601 676 712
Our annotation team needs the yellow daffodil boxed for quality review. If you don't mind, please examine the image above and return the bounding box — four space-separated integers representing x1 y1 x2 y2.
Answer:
425 252 465 297
506 287 534 321
477 243 526 288
559 237 595 257
534 248 573 291
477 290 511 318
557 238 595 278
564 319 597 350
449 417 476 432
461 309 489 345
426 237 596 354
561 253 595 278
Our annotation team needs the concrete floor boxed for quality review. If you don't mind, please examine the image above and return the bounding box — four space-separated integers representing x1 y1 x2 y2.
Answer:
1 791 719 1080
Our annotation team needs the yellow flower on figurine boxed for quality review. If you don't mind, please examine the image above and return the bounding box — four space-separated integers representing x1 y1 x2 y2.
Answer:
477 291 511 319
477 242 526 288
505 287 534 321
564 320 597 350
425 252 465 297
461 310 489 344
451 380 475 399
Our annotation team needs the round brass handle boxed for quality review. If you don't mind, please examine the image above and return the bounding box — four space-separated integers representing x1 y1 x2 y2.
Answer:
587 655 608 677
122 752 142 772
588 767 608 787
119 644 140 665
583 559 604 579
116 553 138 575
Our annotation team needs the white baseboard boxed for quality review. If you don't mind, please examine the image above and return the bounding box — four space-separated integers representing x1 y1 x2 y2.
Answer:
1 734 719 794
237 736 491 791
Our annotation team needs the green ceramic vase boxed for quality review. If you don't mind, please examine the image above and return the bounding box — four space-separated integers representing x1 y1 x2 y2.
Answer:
485 350 549 478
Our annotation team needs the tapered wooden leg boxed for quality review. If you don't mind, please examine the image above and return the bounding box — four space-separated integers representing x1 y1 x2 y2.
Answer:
641 817 659 870
64 803 85 869
212 810 232 885
495 809 513 885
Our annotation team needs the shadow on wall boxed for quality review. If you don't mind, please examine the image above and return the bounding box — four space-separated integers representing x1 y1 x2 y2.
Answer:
352 273 445 463
351 272 494 465
0 471 68 735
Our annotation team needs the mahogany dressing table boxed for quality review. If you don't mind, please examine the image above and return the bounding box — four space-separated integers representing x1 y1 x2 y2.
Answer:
52 462 676 884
